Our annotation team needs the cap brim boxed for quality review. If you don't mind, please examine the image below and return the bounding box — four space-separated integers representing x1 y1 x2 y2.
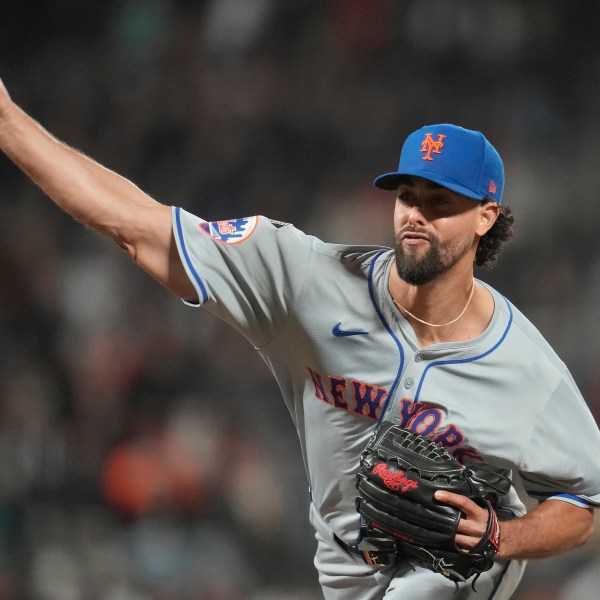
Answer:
373 170 485 201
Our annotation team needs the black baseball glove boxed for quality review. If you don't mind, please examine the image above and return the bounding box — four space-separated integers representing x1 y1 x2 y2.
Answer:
355 423 510 587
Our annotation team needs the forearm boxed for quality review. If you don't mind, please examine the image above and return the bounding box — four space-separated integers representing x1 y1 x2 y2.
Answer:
497 500 594 560
0 80 195 299
0 84 160 254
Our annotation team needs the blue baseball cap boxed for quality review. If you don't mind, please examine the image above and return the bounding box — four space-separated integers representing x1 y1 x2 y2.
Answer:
373 124 504 204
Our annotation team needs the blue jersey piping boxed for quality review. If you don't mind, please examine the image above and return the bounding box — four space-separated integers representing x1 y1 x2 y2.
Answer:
529 492 596 506
367 250 404 429
174 206 209 303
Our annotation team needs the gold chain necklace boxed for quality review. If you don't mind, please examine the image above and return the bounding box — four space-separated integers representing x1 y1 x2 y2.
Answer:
393 280 476 328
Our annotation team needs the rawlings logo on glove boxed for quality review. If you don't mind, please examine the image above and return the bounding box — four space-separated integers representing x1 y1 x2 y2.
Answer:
355 423 511 588
372 464 419 492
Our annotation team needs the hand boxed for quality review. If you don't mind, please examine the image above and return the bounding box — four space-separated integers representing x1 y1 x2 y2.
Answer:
434 490 492 552
0 78 12 115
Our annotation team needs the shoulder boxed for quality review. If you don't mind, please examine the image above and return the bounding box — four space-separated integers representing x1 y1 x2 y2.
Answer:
173 208 299 243
483 282 568 373
174 206 391 264
310 237 392 267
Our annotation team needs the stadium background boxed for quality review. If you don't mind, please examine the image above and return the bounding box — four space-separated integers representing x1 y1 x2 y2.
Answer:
1 1 599 598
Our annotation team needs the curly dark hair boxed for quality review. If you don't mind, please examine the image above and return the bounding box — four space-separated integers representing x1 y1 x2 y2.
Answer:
475 203 515 268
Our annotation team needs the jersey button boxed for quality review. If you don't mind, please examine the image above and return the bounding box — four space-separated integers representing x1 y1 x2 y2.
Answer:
404 377 414 389
414 353 423 363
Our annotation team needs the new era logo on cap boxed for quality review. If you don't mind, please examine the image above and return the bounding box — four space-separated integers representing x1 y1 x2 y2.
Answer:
373 124 505 204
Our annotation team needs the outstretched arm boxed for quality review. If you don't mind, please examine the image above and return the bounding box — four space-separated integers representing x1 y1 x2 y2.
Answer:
435 490 595 560
0 79 197 301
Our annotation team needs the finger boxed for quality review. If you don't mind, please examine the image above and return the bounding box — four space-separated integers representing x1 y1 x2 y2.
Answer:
455 516 487 537
434 490 480 516
454 533 479 551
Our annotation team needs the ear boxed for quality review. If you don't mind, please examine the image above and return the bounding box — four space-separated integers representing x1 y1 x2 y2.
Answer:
475 201 500 237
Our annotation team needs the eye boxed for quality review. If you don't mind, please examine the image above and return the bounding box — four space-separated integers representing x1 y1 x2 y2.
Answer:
397 191 415 205
430 195 455 212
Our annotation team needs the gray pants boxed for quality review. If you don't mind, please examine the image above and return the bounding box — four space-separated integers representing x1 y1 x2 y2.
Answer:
310 503 526 600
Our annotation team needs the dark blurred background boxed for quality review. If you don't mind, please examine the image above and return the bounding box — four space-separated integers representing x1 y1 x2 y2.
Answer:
1 1 599 598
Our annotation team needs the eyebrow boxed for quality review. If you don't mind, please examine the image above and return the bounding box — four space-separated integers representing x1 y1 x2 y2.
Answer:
397 176 446 191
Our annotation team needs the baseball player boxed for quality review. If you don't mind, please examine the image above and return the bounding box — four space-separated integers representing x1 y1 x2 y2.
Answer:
1 78 600 600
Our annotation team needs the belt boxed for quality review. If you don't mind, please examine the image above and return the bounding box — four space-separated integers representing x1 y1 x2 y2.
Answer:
333 534 397 568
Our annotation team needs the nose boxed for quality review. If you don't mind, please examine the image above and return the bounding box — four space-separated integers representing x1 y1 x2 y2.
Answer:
406 203 427 226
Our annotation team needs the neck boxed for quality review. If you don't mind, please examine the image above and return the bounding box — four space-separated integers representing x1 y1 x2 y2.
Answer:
389 268 490 345
394 279 476 328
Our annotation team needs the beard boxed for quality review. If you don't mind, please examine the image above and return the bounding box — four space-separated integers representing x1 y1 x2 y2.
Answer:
394 228 471 286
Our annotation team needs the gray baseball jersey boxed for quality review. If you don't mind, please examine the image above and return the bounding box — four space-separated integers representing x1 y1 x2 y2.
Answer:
173 207 600 599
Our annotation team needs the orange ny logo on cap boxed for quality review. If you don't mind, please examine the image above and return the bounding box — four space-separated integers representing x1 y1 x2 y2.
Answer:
420 133 446 161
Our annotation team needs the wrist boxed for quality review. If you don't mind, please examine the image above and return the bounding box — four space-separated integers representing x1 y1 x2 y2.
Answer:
490 510 502 556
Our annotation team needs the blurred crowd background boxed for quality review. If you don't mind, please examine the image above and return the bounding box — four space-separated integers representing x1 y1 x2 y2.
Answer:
1 1 600 599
